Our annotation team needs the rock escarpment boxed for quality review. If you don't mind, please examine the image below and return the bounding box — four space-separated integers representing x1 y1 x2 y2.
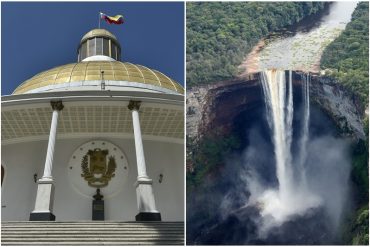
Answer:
187 74 260 141
310 75 365 140
186 73 365 142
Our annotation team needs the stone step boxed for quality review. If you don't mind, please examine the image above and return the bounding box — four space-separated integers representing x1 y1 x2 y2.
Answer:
2 226 184 231
2 221 182 224
1 224 182 226
3 236 183 240
2 231 183 234
2 232 184 236
2 226 183 229
2 241 184 246
2 223 183 227
2 225 183 229
1 221 184 245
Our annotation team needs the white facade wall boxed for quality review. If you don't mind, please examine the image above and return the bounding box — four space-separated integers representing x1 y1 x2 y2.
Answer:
1 137 184 221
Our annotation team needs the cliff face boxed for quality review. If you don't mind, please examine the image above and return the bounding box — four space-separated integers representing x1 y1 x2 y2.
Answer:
186 73 365 141
310 75 365 140
186 85 214 141
186 74 260 141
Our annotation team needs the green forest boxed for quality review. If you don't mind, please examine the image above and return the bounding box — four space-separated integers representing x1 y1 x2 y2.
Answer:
187 134 241 191
321 4 369 244
321 2 369 107
186 2 326 86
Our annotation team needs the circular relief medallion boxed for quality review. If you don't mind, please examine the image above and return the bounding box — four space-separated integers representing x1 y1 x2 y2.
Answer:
67 140 129 199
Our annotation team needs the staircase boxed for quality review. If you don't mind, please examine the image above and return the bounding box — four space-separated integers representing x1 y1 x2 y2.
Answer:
1 221 184 245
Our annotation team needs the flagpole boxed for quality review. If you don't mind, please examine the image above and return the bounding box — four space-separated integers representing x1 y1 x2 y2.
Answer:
98 12 101 29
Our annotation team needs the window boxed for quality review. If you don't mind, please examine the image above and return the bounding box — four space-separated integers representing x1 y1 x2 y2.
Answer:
80 42 87 60
88 38 95 56
111 44 117 60
117 47 121 60
96 38 103 55
80 38 120 60
103 38 109 56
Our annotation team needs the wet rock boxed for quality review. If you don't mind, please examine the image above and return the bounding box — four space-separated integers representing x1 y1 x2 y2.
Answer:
186 73 365 142
310 74 365 140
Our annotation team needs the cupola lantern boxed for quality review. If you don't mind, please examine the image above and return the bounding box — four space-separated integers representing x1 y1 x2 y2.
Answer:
77 29 121 62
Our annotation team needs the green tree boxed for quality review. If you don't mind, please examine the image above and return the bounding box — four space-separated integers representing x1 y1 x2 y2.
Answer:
321 2 369 107
187 2 326 86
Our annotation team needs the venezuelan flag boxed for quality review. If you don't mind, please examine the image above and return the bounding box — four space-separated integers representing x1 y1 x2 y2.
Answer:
100 12 124 25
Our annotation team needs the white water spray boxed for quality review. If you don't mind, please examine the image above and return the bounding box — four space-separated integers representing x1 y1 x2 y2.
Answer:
260 70 294 200
297 74 310 186
249 69 321 233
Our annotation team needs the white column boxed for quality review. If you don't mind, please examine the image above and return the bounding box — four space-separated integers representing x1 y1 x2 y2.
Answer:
30 101 63 220
42 109 59 180
131 109 148 179
128 100 160 219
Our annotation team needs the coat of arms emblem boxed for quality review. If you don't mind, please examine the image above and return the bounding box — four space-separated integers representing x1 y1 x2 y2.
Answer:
81 148 117 188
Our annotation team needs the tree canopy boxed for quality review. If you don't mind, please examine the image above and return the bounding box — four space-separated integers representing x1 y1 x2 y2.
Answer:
187 2 326 86
321 2 369 107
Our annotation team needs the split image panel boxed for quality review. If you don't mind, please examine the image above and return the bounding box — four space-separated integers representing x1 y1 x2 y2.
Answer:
186 1 369 245
0 1 369 246
1 2 185 245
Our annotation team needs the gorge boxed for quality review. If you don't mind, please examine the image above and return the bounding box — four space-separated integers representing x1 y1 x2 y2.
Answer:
187 70 361 244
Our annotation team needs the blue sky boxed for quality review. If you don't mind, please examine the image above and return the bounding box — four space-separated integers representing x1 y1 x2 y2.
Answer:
1 2 184 95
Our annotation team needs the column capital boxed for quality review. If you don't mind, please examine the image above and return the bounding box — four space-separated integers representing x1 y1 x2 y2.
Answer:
128 100 141 111
50 101 64 111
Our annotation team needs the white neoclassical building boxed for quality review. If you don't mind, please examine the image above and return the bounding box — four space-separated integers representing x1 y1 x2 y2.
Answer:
1 29 184 222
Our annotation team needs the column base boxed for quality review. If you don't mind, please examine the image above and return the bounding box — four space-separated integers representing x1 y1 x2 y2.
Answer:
31 180 55 221
135 212 161 221
30 212 55 221
135 178 160 214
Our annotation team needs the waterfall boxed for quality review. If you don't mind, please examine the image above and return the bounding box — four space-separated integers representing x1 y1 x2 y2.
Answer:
253 69 321 229
297 74 310 186
260 70 294 200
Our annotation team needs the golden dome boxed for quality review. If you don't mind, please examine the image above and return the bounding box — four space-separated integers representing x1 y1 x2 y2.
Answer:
80 29 118 44
13 61 184 95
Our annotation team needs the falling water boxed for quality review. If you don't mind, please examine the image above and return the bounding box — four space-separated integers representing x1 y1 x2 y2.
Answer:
260 70 294 200
253 69 321 231
297 74 310 187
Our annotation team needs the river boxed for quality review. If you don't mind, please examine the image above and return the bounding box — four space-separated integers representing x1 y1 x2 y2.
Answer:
240 2 358 75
